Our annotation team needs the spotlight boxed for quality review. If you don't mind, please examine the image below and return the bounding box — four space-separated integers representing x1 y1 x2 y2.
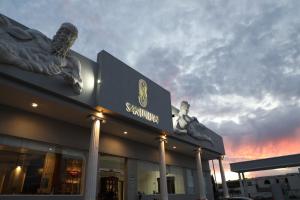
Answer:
31 102 38 108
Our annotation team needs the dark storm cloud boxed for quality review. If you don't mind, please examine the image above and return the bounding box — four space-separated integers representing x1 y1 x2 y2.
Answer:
1 0 300 155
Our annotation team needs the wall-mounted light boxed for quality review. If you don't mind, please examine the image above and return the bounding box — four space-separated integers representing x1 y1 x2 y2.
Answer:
172 146 177 149
31 102 38 108
97 79 101 84
123 131 128 135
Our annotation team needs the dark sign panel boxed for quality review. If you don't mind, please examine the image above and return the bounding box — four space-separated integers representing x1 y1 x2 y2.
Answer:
96 51 173 133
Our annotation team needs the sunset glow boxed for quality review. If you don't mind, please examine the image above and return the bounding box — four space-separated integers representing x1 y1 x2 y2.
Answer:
210 128 300 183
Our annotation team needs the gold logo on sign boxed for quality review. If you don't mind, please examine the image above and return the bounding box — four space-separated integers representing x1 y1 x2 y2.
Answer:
125 79 159 124
138 79 148 108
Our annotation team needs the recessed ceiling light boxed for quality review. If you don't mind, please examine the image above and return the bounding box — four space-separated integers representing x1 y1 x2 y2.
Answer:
31 103 38 108
172 146 177 149
123 131 128 135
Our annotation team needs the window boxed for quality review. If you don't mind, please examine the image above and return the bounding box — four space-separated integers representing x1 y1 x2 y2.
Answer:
137 161 186 195
137 161 160 195
285 178 289 183
157 176 175 194
166 165 185 194
0 136 85 195
186 169 195 194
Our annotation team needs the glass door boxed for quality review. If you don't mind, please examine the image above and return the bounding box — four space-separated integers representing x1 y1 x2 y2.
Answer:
97 155 125 200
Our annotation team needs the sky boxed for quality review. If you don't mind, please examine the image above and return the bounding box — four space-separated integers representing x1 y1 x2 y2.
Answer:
1 0 300 182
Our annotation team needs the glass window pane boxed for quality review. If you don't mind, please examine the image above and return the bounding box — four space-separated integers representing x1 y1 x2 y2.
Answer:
137 160 160 195
98 155 125 200
0 136 85 195
137 160 187 195
186 169 195 194
167 166 185 194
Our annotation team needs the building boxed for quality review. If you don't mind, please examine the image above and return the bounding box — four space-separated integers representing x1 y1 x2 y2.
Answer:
0 14 229 200
230 154 300 200
224 173 300 200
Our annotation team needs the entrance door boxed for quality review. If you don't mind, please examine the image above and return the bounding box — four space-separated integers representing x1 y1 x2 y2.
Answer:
100 176 118 200
98 172 124 200
98 155 125 200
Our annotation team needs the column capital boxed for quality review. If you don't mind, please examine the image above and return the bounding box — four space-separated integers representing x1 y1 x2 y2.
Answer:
219 155 225 160
157 135 168 143
88 113 105 122
194 147 203 153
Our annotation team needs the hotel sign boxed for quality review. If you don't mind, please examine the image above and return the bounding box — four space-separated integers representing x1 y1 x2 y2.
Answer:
125 102 159 124
96 51 172 132
125 79 159 124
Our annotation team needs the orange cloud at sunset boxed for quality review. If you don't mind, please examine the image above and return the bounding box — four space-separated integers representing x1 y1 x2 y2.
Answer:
211 128 300 183
225 127 300 161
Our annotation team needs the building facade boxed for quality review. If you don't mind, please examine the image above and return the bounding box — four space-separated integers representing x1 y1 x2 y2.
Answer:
225 173 300 200
0 14 228 200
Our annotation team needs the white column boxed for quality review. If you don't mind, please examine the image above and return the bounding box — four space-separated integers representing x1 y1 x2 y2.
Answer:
238 173 245 196
159 135 168 200
84 116 101 200
242 172 248 197
196 148 207 200
219 156 230 198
